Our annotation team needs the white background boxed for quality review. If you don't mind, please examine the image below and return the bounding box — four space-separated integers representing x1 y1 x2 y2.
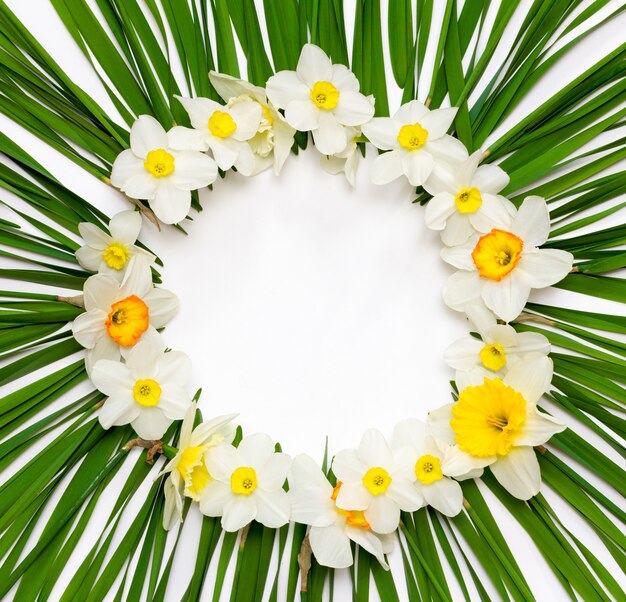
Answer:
1 1 625 600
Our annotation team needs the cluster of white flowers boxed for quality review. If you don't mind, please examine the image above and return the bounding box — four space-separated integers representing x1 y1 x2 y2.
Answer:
74 44 575 571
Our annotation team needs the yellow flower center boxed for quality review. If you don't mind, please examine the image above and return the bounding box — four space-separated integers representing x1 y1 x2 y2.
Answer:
455 187 483 214
208 110 237 138
143 149 175 178
132 378 161 407
261 103 274 126
472 229 524 281
397 123 428 151
310 81 339 110
362 466 392 495
102 242 130 270
230 466 257 495
451 378 527 457
480 343 507 371
105 294 149 347
177 446 211 500
331 482 371 529
415 454 443 485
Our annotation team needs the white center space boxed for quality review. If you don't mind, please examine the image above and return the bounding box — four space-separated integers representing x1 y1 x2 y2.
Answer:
142 150 467 459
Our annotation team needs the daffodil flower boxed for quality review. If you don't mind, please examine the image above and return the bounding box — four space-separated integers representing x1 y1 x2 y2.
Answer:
266 44 375 155
441 196 574 322
90 334 192 439
288 454 393 569
168 96 262 176
209 71 296 175
160 403 237 530
319 125 363 187
445 322 550 382
71 256 179 373
199 433 291 532
110 115 218 225
76 210 155 280
331 429 423 534
393 419 485 516
429 353 566 500
362 100 465 187
423 150 515 245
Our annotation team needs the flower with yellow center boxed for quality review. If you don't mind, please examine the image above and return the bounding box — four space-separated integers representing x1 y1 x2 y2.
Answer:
90 334 192 440
332 429 423 534
110 115 217 225
159 405 237 529
363 100 462 187
289 454 393 569
266 44 374 155
429 354 566 500
169 96 262 176
442 196 574 322
72 257 179 374
76 210 155 280
105 294 150 347
424 149 515 246
445 321 551 385
143 148 175 177
201 433 291 532
393 419 480 517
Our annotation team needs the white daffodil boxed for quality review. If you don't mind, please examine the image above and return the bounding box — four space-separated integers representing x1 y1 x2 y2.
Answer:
393 419 485 517
168 96 262 176
266 44 375 155
319 125 362 187
441 196 574 323
90 335 192 440
159 403 237 530
429 353 566 500
76 210 155 280
331 429 423 534
209 71 296 175
362 100 465 187
110 115 217 225
199 433 291 532
288 454 393 569
445 322 550 382
72 256 179 373
424 150 515 246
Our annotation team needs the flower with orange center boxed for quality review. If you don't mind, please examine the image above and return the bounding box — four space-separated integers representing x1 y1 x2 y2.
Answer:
472 229 523 281
331 482 371 529
105 294 150 347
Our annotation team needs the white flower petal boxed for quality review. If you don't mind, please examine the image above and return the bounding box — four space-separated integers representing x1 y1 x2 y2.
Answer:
440 243 475 271
162 475 183 530
516 408 565 447
110 150 144 188
272 120 297 174
238 433 276 468
427 404 456 445
364 495 400 534
119 255 153 297
504 352 553 405
481 273 530 323
359 429 393 467
266 70 310 108
309 524 354 568
207 443 241 481
131 406 172 439
167 126 208 151
511 196 550 246
424 193 456 230
370 150 404 185
393 418 428 450
441 445 493 478
72 310 106 349
121 173 159 201
91 360 133 397
394 100 429 123
83 273 120 312
454 150 479 188
512 331 550 355
335 481 370 510
289 485 335 527
469 193 514 233
441 212 476 246
425 135 468 164
76 245 104 272
402 149 434 187
444 336 484 370
78 222 110 248
125 337 163 378
209 71 259 103
313 111 348 155
176 96 220 130
159 385 191 420
150 182 192 225
442 270 482 312
207 137 239 171
233 142 256 176
330 64 359 92
130 115 168 158
346 527 388 569
290 454 334 493
516 249 573 288
423 478 464 516
85 336 120 375
472 162 509 194
297 43 332 86
258 452 291 490
170 151 217 190
362 118 398 151
419 107 457 140
222 495 257 532
332 91 374 126
199 480 232 516
229 101 263 141
490 447 541 500
144 287 180 327
332 449 365 482
254 488 290 528
108 211 141 245
387 480 423 512
155 350 191 386
98 394 140 429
